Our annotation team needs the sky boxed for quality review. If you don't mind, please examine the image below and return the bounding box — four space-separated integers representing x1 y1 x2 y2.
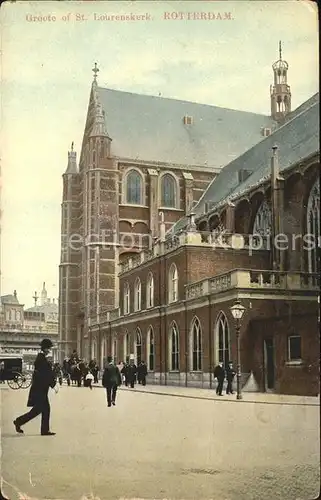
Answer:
0 0 319 308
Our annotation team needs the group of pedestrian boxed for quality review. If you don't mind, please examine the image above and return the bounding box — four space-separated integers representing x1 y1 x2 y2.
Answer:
117 360 148 388
13 337 238 436
214 361 236 396
102 359 148 407
60 353 100 388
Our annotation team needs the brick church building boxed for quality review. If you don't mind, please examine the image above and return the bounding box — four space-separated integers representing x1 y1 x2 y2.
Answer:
59 45 319 395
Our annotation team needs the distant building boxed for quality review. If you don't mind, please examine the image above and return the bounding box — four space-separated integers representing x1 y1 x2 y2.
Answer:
0 283 59 362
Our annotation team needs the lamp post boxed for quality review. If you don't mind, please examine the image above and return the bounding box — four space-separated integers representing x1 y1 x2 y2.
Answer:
230 299 246 400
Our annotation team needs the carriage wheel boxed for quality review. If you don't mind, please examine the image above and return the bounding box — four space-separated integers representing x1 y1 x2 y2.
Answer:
19 372 32 389
7 372 22 390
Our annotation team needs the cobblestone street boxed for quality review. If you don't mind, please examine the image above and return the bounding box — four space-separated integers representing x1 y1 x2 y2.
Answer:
1 385 320 500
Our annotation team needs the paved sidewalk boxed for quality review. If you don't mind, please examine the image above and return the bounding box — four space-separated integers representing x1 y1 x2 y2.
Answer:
116 383 319 406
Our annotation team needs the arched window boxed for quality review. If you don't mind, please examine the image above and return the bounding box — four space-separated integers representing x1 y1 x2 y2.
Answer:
169 322 179 371
123 332 131 363
307 178 320 273
123 282 130 315
126 170 143 205
146 273 154 308
253 200 272 235
134 278 141 311
215 312 230 367
168 263 178 303
135 328 142 365
161 173 177 208
190 317 202 371
147 326 154 371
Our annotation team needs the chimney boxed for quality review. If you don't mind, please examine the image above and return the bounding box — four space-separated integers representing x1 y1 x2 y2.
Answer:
13 290 17 298
159 211 166 242
271 144 279 185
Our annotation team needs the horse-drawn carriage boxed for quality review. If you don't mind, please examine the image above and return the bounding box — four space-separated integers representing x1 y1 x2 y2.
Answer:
0 356 32 390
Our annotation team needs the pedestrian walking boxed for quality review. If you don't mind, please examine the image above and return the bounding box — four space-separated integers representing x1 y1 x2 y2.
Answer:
226 362 236 395
102 356 121 407
126 360 137 388
121 362 129 386
13 339 57 436
214 362 225 396
138 361 148 386
85 371 94 390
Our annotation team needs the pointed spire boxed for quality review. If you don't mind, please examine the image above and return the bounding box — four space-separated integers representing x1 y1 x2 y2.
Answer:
65 142 78 174
89 101 110 138
92 62 99 84
279 40 282 60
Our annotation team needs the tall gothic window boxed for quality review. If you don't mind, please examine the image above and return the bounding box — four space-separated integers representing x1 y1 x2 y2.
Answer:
215 312 230 367
126 170 143 205
253 200 272 235
190 317 202 371
134 278 141 311
135 328 142 364
307 178 320 273
101 337 107 368
161 174 177 208
169 322 179 371
168 263 178 303
147 326 154 371
146 272 154 308
123 282 130 315
123 332 130 363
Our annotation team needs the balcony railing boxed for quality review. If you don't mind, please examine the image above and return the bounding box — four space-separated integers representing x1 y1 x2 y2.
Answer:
119 231 271 274
185 269 320 300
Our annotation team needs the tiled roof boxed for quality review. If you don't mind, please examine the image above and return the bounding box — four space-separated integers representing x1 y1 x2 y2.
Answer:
0 294 19 305
97 87 275 169
170 93 319 235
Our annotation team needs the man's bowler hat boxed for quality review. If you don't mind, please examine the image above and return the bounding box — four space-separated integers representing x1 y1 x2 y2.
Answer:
40 338 53 349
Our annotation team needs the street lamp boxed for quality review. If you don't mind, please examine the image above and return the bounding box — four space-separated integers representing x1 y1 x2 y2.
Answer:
230 299 246 400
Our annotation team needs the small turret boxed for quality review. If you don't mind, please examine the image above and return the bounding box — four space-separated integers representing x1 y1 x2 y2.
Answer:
270 41 291 122
65 142 78 175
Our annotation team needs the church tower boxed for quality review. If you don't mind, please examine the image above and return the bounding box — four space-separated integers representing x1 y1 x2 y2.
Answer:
80 63 119 360
59 142 80 359
270 41 291 122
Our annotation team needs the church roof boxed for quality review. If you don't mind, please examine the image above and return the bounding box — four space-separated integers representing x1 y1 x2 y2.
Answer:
97 87 275 169
170 93 319 234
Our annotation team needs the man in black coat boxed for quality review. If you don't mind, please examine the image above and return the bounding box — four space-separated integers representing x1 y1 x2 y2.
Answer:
102 356 121 407
214 362 225 396
138 361 148 386
126 360 137 388
226 361 236 395
13 339 57 436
